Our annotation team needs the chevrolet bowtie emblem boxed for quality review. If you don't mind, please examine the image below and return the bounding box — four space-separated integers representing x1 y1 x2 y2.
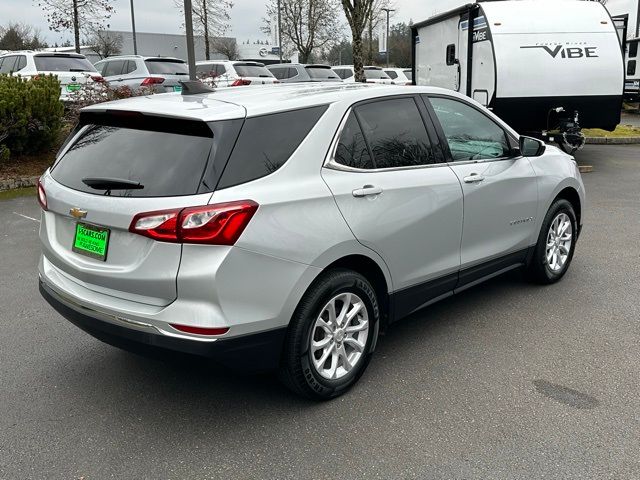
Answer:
69 207 88 219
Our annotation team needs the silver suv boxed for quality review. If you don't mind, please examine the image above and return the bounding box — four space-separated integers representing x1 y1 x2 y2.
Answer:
94 55 189 92
38 83 585 399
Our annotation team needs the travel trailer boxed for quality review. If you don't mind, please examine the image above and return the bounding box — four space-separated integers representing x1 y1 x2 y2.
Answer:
624 36 639 100
411 1 625 153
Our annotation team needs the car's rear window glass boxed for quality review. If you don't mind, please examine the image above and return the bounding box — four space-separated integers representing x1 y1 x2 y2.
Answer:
145 59 189 75
34 55 96 72
306 67 340 79
356 97 437 168
51 125 214 197
334 111 374 169
217 105 328 189
234 64 273 77
364 69 390 80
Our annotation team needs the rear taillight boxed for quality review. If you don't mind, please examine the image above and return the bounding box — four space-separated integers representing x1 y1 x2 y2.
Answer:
129 200 258 245
169 324 229 336
231 78 251 86
140 77 165 86
90 75 105 83
37 179 47 211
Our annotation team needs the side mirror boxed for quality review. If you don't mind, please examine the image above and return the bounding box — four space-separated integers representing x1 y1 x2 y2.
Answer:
519 136 546 157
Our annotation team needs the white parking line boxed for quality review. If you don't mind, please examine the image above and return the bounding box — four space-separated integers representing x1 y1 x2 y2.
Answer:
13 212 40 223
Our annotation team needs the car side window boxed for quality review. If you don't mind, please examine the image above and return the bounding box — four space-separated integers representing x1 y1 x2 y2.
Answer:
628 60 636 76
124 60 136 74
287 67 298 78
0 56 17 74
386 70 398 79
270 67 288 79
629 41 638 58
15 56 27 71
103 60 125 77
427 96 511 161
334 111 375 169
355 97 438 168
217 65 227 75
218 105 328 189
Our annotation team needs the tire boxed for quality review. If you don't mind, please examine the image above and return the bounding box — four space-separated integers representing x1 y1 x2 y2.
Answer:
526 199 578 284
279 268 380 400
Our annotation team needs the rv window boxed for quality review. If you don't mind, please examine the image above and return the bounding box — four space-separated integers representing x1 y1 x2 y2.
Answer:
629 41 638 58
446 44 456 66
628 60 637 76
355 97 438 168
427 96 510 161
334 111 375 169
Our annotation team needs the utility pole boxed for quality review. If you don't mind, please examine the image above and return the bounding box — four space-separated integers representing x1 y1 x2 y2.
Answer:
130 0 138 55
381 7 395 68
184 0 197 80
277 0 283 62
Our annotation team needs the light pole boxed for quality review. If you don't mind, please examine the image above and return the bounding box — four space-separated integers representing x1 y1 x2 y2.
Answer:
277 0 283 62
130 0 138 55
183 0 197 80
381 7 395 68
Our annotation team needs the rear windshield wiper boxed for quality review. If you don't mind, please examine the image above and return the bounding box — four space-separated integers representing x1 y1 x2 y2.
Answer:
82 177 144 191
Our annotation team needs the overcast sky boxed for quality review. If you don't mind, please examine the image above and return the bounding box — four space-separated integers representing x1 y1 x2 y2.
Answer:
3 0 637 45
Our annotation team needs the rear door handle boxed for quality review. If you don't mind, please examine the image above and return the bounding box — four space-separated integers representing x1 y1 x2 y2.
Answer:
352 185 383 197
463 173 485 183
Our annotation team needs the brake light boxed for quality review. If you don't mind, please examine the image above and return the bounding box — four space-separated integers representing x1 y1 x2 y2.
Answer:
231 78 251 86
129 200 259 245
37 179 47 211
169 324 229 336
90 75 105 83
140 77 165 86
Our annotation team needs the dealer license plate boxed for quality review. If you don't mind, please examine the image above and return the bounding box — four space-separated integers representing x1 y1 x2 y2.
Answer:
72 223 110 261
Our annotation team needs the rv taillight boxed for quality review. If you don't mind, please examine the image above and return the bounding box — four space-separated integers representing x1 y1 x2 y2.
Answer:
37 179 47 211
231 78 252 86
129 200 259 245
140 77 165 86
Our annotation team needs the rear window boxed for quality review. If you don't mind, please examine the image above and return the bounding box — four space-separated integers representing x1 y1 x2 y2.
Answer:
234 64 273 77
34 55 96 72
403 69 413 81
52 123 215 197
364 69 390 80
145 59 189 75
217 105 328 189
306 67 340 80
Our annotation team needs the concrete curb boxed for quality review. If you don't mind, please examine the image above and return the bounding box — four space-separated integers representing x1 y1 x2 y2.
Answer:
0 176 39 192
585 137 640 145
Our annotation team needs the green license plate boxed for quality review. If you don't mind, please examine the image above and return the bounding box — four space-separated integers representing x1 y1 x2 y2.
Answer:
66 84 82 92
173 85 182 92
73 223 110 261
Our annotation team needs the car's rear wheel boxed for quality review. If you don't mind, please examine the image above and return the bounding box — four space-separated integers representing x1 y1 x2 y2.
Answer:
279 269 379 400
526 199 577 284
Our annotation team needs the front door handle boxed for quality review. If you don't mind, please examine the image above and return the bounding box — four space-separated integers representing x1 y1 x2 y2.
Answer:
352 185 383 197
463 173 485 183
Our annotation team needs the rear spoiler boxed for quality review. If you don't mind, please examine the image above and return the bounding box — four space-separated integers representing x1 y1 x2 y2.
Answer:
77 110 213 137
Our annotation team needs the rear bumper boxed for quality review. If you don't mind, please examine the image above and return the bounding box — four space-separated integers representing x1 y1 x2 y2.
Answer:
39 279 287 372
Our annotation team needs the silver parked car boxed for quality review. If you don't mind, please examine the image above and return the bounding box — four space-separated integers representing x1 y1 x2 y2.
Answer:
38 83 584 399
94 55 189 93
267 63 342 83
195 60 279 87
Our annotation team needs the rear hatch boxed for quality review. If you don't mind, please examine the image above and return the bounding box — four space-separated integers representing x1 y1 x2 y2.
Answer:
305 65 342 82
144 58 190 92
33 54 98 96
232 62 279 85
40 111 243 306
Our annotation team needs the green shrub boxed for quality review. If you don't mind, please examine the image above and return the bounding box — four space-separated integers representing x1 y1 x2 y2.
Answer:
0 74 64 158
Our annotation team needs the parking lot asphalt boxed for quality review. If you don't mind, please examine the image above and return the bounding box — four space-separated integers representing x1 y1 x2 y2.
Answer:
1 144 639 479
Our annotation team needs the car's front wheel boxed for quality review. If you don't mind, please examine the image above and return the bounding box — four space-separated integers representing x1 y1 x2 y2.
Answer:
279 269 380 400
526 199 578 284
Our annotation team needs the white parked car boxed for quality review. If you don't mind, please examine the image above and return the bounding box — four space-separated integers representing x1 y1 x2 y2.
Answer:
332 65 394 84
195 60 279 87
383 68 413 85
94 55 189 93
0 51 104 101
